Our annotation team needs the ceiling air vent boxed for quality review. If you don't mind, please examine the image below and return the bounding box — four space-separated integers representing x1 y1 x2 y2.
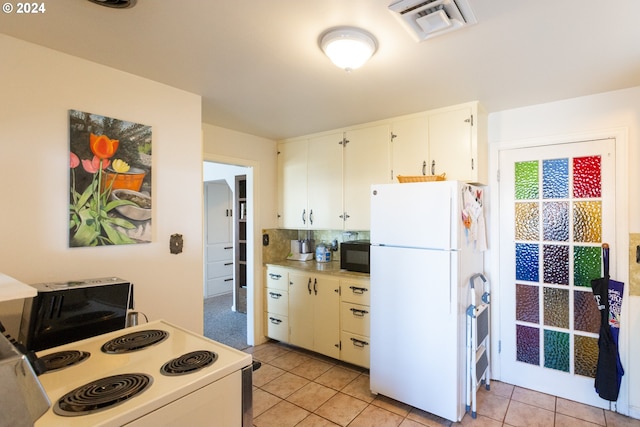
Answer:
388 0 477 41
88 0 137 8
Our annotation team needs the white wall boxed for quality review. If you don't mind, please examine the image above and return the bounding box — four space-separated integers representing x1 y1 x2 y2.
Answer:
203 162 248 188
0 35 205 333
202 124 278 229
488 86 640 417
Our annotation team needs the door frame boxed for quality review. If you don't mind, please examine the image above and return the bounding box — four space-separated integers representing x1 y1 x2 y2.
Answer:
488 127 629 412
203 153 265 347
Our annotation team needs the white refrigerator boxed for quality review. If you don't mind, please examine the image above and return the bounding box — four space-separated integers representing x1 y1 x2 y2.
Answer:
369 180 485 422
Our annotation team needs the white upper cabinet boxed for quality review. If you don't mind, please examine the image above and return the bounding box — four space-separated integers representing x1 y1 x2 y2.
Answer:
343 124 391 230
428 101 487 184
278 139 308 229
277 101 487 230
307 133 344 230
390 114 429 179
277 133 343 229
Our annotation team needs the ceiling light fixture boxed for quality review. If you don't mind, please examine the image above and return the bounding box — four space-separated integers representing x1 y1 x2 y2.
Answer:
320 27 377 72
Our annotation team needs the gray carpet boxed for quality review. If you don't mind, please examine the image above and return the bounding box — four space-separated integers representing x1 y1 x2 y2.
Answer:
203 292 248 350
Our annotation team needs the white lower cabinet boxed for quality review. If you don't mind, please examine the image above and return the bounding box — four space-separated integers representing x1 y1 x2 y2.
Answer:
265 267 290 344
340 278 371 368
289 272 340 359
340 331 370 368
264 265 371 368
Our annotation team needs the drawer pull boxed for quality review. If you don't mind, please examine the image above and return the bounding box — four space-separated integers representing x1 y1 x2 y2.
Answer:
224 262 233 266
269 273 282 280
269 292 282 299
349 286 368 294
224 246 233 250
224 278 233 282
269 317 282 325
350 308 369 317
350 337 369 348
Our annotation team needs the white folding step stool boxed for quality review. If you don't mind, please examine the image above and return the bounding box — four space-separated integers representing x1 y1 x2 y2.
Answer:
466 273 490 419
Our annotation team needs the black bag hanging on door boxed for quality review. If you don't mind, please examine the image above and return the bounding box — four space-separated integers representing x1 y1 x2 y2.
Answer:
590 244 624 401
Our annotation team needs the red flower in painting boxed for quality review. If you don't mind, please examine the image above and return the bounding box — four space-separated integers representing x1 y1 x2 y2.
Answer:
70 152 80 169
81 155 111 174
90 133 119 160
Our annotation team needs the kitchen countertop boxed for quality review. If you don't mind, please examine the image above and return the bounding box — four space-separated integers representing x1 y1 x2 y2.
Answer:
265 260 369 280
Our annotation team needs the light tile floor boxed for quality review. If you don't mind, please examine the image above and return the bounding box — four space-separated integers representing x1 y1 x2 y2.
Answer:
244 341 640 427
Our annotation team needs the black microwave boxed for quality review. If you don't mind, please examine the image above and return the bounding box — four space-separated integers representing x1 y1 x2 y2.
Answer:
340 240 370 273
19 277 132 352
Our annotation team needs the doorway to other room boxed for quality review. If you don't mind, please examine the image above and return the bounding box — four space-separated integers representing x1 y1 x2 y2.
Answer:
203 161 252 350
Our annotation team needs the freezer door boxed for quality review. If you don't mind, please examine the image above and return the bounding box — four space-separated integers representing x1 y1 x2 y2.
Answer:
370 245 464 422
370 182 454 249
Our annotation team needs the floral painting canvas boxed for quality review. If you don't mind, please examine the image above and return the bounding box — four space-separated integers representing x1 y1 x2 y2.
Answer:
69 110 152 247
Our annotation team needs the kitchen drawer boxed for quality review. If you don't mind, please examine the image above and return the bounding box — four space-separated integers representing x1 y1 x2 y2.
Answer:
266 268 289 291
206 277 233 297
341 302 370 336
265 312 289 342
265 287 288 316
207 260 233 279
207 242 234 261
340 331 370 368
341 279 370 306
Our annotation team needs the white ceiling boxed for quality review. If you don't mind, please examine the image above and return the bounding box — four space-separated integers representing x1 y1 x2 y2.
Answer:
2 0 640 140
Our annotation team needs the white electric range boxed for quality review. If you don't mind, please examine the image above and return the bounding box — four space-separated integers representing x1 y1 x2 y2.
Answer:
33 320 253 427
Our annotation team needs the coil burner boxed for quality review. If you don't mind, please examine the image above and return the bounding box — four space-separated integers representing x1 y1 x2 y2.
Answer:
161 350 218 376
53 373 152 416
40 350 90 373
101 329 168 354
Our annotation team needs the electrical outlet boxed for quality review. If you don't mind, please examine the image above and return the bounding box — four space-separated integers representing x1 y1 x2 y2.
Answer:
262 234 269 246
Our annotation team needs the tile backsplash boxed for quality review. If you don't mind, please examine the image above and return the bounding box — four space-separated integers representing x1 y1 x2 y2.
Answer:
261 229 370 264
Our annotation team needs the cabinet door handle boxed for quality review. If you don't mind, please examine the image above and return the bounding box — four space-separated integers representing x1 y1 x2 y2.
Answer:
224 262 233 266
350 308 369 317
302 209 306 224
350 337 369 348
269 292 282 299
224 278 233 282
224 246 233 250
422 160 427 176
309 209 314 225
313 278 317 295
269 317 282 325
307 278 312 295
431 160 436 175
349 286 368 294
269 273 282 280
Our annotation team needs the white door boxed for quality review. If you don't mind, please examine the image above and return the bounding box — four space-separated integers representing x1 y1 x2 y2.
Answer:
499 138 617 408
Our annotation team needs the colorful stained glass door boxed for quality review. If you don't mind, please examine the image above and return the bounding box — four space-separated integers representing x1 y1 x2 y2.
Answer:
499 138 616 408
